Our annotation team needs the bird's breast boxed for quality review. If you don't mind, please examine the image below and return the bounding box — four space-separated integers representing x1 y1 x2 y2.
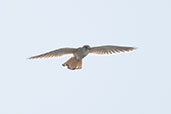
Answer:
74 48 89 60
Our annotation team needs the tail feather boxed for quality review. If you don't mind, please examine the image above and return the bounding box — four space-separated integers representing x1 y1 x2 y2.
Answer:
62 57 82 70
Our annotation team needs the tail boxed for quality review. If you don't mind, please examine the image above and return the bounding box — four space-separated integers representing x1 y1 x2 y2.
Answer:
62 57 82 70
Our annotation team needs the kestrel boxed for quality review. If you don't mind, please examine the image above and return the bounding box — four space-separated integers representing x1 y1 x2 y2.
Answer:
29 45 136 70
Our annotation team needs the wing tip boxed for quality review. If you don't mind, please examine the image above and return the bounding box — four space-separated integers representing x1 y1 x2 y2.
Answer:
28 56 42 59
28 56 36 59
132 47 138 50
28 55 57 59
126 47 137 51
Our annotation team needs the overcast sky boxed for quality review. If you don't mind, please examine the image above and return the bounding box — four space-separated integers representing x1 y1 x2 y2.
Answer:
0 0 171 114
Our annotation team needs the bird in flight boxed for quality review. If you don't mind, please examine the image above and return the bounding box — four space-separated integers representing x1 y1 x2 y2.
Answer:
29 45 136 70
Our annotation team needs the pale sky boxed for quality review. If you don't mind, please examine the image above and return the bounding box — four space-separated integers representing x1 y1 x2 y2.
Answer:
0 0 171 114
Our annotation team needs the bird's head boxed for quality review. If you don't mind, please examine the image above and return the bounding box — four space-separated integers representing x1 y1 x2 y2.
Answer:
83 45 91 50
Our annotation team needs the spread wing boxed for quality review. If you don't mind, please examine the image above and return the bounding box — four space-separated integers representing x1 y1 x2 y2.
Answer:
89 45 136 55
29 48 76 59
